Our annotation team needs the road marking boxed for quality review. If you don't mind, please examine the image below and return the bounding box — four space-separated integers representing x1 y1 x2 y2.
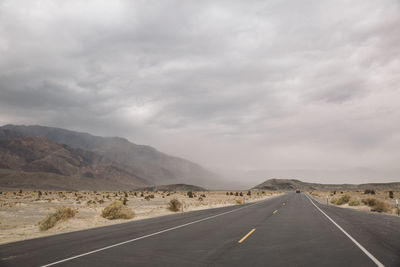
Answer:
305 194 385 267
41 198 273 267
273 209 278 214
283 202 286 206
238 228 256 243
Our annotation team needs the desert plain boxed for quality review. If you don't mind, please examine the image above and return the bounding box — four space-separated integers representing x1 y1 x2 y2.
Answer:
0 190 278 245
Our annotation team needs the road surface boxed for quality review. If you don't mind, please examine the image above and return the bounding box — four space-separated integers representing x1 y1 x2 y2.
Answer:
1 192 400 266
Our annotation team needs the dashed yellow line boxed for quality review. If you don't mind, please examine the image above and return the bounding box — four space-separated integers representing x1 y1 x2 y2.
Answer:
273 209 278 214
283 202 286 206
238 228 256 243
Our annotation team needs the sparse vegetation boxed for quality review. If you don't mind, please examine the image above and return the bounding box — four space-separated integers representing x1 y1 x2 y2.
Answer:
364 189 375 195
348 199 360 206
335 194 351 205
39 207 76 231
169 198 181 212
235 198 243 205
389 191 394 199
187 191 194 198
101 200 134 220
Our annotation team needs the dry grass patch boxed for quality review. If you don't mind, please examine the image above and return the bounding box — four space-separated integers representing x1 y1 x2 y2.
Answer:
334 194 351 205
101 200 135 220
39 207 77 231
348 199 360 206
362 198 389 213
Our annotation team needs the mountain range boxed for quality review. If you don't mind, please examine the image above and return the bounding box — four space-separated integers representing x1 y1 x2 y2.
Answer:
253 178 400 191
0 124 219 190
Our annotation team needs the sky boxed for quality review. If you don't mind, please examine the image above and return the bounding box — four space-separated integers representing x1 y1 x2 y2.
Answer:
0 0 399 184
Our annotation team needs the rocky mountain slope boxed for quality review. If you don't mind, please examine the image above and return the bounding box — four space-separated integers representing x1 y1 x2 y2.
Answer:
0 136 150 190
253 178 400 191
0 124 218 189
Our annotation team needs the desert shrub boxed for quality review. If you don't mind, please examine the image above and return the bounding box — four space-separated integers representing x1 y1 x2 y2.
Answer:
247 191 251 196
39 207 76 231
348 199 360 206
123 197 128 205
169 198 181 212
187 191 194 198
198 197 203 201
362 198 377 206
226 192 229 196
335 194 351 205
236 198 243 205
98 199 104 204
364 189 375 195
101 201 134 220
230 192 233 195
201 194 206 198
330 198 337 204
371 200 389 213
239 192 243 196
144 195 151 201
389 191 394 199
149 194 155 199
235 192 239 196
124 192 128 198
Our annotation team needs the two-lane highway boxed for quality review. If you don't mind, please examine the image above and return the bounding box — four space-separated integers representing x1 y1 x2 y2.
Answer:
1 193 400 266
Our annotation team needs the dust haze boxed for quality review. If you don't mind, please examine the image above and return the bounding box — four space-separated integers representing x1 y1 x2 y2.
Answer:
1 0 399 187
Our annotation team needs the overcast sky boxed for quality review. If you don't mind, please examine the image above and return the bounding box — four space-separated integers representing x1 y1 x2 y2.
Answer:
1 0 399 184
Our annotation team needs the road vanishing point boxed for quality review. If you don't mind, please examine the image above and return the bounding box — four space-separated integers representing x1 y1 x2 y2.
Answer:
1 192 400 266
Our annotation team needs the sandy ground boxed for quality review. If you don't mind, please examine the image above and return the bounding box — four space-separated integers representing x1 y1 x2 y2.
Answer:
308 190 400 216
0 190 280 245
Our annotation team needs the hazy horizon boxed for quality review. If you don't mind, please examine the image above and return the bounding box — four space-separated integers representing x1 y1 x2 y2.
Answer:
1 0 399 185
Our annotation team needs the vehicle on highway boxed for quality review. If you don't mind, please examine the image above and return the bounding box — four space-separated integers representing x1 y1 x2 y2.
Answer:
296 189 301 193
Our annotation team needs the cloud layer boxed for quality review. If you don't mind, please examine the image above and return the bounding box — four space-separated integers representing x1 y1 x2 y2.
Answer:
1 0 399 183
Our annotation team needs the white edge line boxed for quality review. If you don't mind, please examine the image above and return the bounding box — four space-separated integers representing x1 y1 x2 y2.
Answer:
41 198 270 267
305 194 384 267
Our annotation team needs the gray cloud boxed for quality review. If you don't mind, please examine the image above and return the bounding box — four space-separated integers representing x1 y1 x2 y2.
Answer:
1 0 399 185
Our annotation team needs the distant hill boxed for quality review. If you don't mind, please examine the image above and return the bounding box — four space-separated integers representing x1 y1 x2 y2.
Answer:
0 124 219 189
253 178 400 191
139 184 207 192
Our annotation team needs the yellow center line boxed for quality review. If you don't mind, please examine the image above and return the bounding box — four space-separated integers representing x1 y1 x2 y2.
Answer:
273 209 278 214
238 228 256 243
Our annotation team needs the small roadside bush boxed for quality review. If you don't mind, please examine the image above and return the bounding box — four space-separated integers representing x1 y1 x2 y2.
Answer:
371 200 389 213
362 198 377 206
101 201 134 220
364 189 375 195
389 191 394 199
348 199 360 206
169 198 181 212
39 207 76 231
361 198 389 212
335 194 351 205
187 191 194 198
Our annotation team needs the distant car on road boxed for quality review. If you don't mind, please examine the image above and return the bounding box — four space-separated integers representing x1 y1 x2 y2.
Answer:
296 189 301 193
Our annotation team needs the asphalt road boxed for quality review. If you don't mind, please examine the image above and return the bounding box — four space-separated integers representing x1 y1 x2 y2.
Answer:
1 192 400 267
